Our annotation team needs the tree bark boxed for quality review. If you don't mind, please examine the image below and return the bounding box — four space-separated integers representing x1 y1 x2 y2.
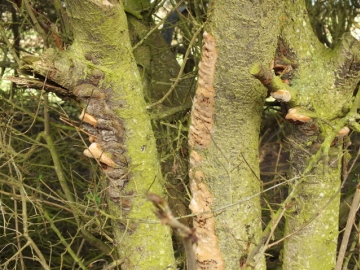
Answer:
188 1 283 269
21 1 176 268
278 1 360 269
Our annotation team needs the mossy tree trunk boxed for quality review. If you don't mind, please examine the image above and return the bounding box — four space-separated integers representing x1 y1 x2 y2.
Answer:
126 0 195 233
278 1 360 269
20 1 176 269
68 1 176 269
187 1 284 269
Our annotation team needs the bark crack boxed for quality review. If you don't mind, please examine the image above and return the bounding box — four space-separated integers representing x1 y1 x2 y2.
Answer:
188 32 224 269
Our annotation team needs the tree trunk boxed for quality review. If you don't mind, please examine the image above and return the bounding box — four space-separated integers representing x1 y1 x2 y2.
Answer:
21 1 176 268
278 1 360 269
188 1 283 269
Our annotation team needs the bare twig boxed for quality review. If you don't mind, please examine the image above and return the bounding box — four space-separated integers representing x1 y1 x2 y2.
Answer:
43 209 88 269
17 164 50 269
132 0 184 52
6 76 73 97
102 259 124 270
22 0 49 47
335 184 360 270
147 193 197 270
0 24 21 65
335 146 360 270
147 24 204 109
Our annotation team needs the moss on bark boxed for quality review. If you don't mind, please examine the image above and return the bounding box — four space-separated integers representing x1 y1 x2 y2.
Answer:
199 1 284 269
23 1 176 269
280 1 360 269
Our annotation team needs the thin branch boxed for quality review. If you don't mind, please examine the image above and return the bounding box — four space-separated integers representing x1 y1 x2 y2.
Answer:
0 24 21 65
17 164 50 269
147 24 204 109
11 164 25 270
132 0 184 52
22 0 49 47
6 76 73 98
335 184 360 270
149 101 192 120
147 193 197 270
335 145 360 269
42 209 88 270
102 259 124 270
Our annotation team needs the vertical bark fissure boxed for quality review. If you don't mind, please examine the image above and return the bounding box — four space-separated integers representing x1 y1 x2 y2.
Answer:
188 31 224 269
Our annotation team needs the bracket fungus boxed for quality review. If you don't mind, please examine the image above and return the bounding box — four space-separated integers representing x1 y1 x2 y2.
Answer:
270 89 291 102
337 126 350 138
285 107 315 123
250 62 296 103
88 135 96 142
83 142 116 168
79 109 98 127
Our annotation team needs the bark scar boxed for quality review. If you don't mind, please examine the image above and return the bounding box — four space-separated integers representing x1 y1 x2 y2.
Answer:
188 32 224 269
189 31 218 149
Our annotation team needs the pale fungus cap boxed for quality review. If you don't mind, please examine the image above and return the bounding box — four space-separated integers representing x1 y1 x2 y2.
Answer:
271 89 291 102
88 135 96 142
83 142 116 167
337 126 350 137
285 107 312 123
79 109 98 126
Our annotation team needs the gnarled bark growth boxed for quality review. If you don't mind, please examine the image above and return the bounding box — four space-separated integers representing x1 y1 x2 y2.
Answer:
16 1 176 269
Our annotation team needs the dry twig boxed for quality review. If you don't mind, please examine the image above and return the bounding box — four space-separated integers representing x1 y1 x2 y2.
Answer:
147 193 197 270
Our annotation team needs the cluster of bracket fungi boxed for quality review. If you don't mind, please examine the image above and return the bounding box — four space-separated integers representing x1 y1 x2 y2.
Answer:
74 53 128 203
250 55 350 139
